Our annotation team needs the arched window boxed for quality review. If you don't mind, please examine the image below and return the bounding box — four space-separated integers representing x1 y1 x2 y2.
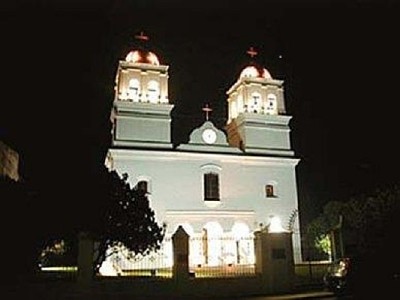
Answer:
250 92 262 113
265 184 275 198
128 79 140 102
266 93 277 115
204 172 220 201
147 80 160 103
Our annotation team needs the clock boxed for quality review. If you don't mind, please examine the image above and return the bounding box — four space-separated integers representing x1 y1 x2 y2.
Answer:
202 128 217 144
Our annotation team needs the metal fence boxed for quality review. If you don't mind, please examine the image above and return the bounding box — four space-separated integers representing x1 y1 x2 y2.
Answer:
98 237 173 278
188 236 256 277
39 235 257 279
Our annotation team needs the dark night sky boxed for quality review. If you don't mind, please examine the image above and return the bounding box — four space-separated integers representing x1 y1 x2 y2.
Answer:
1 0 400 224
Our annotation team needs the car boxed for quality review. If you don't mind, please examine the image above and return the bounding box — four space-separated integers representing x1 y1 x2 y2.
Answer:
324 255 399 297
323 257 353 295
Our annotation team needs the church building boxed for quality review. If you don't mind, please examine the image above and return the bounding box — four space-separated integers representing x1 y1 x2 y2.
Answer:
105 35 302 267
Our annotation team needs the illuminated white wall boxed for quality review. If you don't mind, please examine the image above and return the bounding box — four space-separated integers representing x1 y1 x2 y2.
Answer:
108 148 301 263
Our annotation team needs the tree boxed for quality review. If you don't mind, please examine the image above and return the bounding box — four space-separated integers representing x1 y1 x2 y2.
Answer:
344 185 400 257
305 184 400 260
94 168 165 271
304 201 345 260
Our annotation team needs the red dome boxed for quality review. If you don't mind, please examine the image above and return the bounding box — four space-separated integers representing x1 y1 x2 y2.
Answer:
125 49 160 66
239 65 271 79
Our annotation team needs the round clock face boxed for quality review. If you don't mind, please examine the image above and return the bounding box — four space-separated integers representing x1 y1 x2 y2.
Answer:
202 128 217 144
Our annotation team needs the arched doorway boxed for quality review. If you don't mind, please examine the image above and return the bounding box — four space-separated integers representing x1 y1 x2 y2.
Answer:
202 222 223 266
231 222 255 265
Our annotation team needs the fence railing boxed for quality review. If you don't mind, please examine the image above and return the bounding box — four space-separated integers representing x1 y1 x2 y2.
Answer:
188 236 256 277
98 237 173 278
37 230 301 296
94 235 256 278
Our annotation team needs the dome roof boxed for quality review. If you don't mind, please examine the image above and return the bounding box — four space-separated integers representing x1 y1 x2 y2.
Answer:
239 65 272 79
125 49 160 66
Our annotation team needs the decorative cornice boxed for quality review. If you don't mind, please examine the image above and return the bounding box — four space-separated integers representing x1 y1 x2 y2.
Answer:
108 148 300 166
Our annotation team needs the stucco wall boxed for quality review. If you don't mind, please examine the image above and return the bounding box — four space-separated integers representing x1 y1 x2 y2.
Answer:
109 148 302 263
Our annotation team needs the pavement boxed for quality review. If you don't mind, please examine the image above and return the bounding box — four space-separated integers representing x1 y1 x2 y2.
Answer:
238 290 334 299
3 281 334 300
3 286 335 300
212 286 335 300
221 284 335 300
127 289 335 300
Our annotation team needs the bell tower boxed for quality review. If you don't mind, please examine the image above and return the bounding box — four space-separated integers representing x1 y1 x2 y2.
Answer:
225 48 293 156
111 32 173 149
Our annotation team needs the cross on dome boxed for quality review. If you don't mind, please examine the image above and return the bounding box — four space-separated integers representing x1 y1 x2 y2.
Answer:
202 104 213 121
135 31 149 41
246 47 258 58
125 30 160 65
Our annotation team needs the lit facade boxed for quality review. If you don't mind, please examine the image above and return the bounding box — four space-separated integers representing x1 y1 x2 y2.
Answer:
106 43 302 268
0 140 20 181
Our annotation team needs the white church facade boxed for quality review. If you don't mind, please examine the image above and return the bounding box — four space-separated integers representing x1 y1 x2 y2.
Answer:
105 39 302 268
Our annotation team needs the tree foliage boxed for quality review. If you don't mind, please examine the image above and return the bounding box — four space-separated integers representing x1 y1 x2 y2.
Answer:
304 201 344 259
94 169 165 270
305 184 400 259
